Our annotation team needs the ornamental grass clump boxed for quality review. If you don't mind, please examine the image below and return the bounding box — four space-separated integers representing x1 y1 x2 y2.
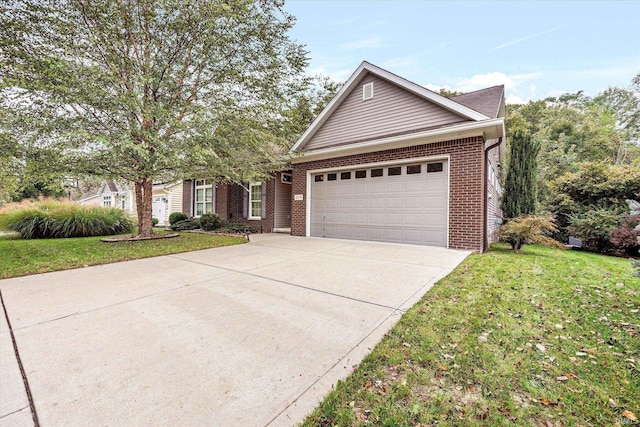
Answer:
0 198 134 238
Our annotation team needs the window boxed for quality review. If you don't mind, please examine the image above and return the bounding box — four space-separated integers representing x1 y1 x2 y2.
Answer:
340 171 351 180
355 170 366 179
427 162 443 173
388 167 401 176
371 168 383 177
121 195 126 210
281 173 292 184
407 165 421 174
314 175 324 182
249 182 262 219
327 173 337 181
102 195 112 207
195 179 214 216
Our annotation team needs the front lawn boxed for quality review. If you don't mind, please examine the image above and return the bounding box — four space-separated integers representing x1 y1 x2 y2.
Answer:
304 244 639 426
0 231 246 279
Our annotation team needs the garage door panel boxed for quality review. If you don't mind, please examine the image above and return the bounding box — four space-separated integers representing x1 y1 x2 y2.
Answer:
385 181 404 192
369 197 385 208
369 182 385 193
368 212 384 225
310 160 448 247
385 197 403 208
353 198 369 209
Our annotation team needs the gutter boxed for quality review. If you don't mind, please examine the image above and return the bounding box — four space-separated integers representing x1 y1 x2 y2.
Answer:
483 136 503 252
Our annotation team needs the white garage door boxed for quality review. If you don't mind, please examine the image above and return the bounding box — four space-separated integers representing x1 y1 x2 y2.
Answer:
310 160 448 246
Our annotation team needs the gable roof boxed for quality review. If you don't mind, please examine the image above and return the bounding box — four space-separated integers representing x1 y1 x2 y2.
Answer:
291 61 491 152
452 85 505 119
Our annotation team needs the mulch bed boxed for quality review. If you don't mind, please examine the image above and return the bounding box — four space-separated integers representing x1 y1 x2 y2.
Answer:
100 233 180 243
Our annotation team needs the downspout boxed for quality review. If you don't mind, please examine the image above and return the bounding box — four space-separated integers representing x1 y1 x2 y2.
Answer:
483 137 503 252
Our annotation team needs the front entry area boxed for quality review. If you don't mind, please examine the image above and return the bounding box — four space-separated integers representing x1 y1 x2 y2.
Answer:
310 159 449 246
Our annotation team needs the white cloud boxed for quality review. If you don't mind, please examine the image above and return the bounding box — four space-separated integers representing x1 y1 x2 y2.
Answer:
340 37 384 50
308 66 353 83
492 27 562 50
505 94 526 104
457 72 516 92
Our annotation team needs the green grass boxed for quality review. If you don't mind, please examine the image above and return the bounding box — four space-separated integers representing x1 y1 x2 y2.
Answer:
303 244 640 426
0 231 246 279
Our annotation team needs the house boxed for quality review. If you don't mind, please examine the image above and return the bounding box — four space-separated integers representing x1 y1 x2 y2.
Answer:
78 180 184 225
183 61 505 252
290 61 505 252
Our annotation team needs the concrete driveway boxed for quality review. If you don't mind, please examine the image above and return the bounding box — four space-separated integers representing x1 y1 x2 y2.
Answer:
0 234 469 426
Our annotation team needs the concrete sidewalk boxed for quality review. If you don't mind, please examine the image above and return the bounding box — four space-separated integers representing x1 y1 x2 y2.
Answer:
0 234 469 426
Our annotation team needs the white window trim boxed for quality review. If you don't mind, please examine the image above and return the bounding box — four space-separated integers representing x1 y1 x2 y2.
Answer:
248 182 262 220
102 195 112 207
194 179 214 218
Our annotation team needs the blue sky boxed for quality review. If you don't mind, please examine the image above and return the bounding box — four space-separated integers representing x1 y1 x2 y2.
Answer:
285 1 640 104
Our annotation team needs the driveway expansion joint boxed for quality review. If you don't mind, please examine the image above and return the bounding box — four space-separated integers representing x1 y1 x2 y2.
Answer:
168 255 401 311
1 289 40 426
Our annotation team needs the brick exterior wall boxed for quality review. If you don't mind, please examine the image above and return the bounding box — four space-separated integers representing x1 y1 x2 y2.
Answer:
220 180 276 233
291 136 487 252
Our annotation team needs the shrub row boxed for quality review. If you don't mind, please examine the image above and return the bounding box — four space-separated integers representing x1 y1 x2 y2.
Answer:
0 199 134 239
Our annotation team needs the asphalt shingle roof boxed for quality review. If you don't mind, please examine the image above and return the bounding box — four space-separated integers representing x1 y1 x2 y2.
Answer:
451 85 505 119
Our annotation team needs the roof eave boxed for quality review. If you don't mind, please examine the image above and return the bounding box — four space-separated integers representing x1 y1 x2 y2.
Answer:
291 118 505 164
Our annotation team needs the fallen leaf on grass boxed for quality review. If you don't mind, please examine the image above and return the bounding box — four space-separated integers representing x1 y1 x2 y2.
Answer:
439 365 447 371
608 398 617 408
623 410 637 421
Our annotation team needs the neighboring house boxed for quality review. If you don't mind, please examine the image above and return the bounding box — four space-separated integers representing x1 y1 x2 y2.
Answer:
78 181 132 212
78 180 183 225
182 61 505 252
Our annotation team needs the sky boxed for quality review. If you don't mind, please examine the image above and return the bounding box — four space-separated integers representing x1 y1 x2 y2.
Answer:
284 1 640 104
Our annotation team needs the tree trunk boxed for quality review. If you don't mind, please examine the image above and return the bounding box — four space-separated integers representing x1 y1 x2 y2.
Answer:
134 179 154 237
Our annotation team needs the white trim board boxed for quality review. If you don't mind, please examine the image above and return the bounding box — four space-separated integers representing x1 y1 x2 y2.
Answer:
291 118 504 164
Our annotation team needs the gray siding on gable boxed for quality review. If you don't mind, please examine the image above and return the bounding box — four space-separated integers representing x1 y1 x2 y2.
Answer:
305 74 468 151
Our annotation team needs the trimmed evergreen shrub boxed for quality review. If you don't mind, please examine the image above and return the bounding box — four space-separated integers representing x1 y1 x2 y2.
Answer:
199 213 221 231
169 212 188 225
219 222 258 234
152 217 159 226
170 219 200 231
0 198 134 238
502 128 541 219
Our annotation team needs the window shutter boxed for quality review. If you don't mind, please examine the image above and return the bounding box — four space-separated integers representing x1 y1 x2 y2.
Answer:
261 183 267 219
242 185 248 219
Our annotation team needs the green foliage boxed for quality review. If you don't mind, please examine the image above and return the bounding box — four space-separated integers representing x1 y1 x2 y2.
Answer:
0 199 134 238
169 212 188 226
170 219 200 231
497 215 559 252
219 222 259 234
567 209 624 253
502 128 541 218
152 217 159 226
198 213 221 231
609 214 640 255
1 0 309 237
547 162 640 248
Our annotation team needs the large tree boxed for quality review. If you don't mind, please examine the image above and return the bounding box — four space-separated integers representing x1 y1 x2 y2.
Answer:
0 0 307 236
